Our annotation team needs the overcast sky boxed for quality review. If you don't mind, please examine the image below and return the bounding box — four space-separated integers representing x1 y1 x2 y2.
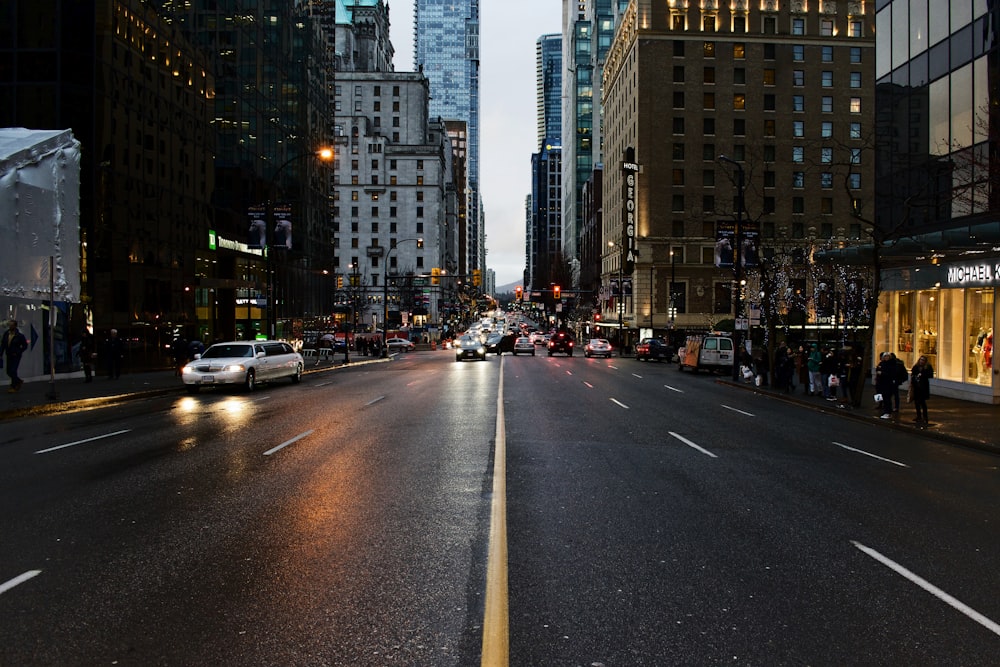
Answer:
389 1 563 289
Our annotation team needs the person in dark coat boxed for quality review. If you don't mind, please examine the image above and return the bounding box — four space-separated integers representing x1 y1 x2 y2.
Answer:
0 319 28 391
875 352 896 418
79 329 97 382
910 355 934 424
106 328 124 379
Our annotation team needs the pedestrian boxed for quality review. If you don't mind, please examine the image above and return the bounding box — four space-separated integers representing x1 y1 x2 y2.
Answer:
79 328 97 382
106 328 124 379
807 343 823 396
775 343 794 392
890 352 907 413
0 319 28 392
910 355 934 424
819 347 838 400
875 352 896 419
796 345 809 394
187 337 206 361
171 334 188 376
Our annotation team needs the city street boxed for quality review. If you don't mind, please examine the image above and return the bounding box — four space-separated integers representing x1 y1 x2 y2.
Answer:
1 351 999 665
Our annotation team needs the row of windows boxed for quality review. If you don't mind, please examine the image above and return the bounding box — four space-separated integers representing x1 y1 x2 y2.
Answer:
335 206 426 218
675 45 864 72
346 159 426 171
670 14 865 39
334 85 402 97
672 91 865 113
669 170 863 190
667 141 863 166
672 117 863 139
668 193 862 216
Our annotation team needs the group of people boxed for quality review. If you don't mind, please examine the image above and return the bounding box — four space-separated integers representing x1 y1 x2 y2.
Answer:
171 335 207 376
876 350 934 423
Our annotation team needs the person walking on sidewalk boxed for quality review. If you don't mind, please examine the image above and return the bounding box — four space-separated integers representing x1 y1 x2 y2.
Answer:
807 344 823 396
79 328 96 382
875 352 896 419
910 355 934 424
105 329 124 379
0 319 28 392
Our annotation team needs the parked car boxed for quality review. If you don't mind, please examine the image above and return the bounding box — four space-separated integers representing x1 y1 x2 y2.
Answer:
584 338 613 358
512 336 535 356
386 337 415 352
635 337 673 362
455 335 487 362
181 340 303 393
547 330 575 356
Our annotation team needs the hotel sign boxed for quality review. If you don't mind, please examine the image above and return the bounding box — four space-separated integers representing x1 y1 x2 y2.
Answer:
946 263 1000 287
622 147 638 275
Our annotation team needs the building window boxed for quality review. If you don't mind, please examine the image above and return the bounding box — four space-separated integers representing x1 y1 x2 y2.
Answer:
792 18 805 35
673 66 685 82
764 17 777 34
820 19 834 36
703 194 715 212
416 206 424 217
822 46 833 62
672 194 685 212
764 94 776 110
822 121 833 137
821 198 833 214
734 68 746 84
734 119 745 135
733 145 746 161
763 145 776 161
849 173 861 189
850 72 862 88
793 121 804 138
733 16 746 33
763 119 776 136
851 148 862 164
733 94 745 110
704 41 715 57
672 169 685 185
851 47 862 63
703 15 716 32
704 93 716 109
673 143 686 159
702 143 715 160
850 97 862 113
763 68 775 85
703 169 715 186
793 95 805 112
823 96 834 112
793 70 805 86
673 91 685 108
673 117 685 134
763 197 775 214
792 198 805 214
793 171 805 188
850 122 861 139
764 171 775 187
674 40 686 56
821 172 833 188
793 146 804 162
704 67 716 83
849 20 863 37
714 282 733 314
821 147 833 163
822 71 833 87
733 43 745 59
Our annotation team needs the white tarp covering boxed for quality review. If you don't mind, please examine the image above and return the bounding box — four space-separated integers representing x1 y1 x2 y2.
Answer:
0 127 82 303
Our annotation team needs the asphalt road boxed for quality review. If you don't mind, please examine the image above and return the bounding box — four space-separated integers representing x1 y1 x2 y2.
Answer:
2 350 999 665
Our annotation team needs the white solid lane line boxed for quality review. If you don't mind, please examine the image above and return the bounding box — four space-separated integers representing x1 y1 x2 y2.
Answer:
852 541 1000 637
833 442 909 468
721 404 755 417
0 570 41 595
35 429 132 455
610 398 630 409
668 431 719 458
263 429 314 456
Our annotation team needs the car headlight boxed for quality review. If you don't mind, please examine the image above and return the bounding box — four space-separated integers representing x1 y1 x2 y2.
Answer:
223 364 246 372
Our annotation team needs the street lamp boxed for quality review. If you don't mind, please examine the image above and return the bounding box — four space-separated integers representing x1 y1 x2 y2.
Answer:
718 154 745 381
263 147 333 340
382 237 423 358
608 241 624 356
669 249 677 329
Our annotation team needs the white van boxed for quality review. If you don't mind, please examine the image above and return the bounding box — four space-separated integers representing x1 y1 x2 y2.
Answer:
678 334 734 373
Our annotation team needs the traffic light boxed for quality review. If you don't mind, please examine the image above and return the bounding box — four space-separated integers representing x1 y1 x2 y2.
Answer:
594 312 601 322
553 285 561 300
472 269 482 287
337 275 344 289
515 285 523 301
431 267 441 285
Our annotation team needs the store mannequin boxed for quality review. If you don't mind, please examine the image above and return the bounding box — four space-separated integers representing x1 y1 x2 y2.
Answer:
985 328 993 370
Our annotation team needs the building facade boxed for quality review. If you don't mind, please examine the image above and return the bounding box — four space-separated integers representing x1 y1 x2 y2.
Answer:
873 0 1000 403
601 0 875 352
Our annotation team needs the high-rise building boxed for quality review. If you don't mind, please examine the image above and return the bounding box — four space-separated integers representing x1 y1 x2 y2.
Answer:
601 1 875 351
872 0 1000 403
414 0 483 279
536 34 563 150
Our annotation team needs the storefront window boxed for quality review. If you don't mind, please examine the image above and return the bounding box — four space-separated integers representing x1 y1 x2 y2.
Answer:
895 291 914 357
938 289 963 382
914 290 939 370
967 288 994 386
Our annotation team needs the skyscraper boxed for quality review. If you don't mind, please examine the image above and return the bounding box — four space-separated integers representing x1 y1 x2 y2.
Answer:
536 34 562 150
414 0 483 278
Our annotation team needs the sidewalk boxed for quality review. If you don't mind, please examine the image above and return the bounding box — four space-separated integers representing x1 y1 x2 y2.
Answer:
724 376 1000 456
0 354 383 421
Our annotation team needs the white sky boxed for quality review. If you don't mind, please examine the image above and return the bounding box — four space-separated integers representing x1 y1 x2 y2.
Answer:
389 1 563 289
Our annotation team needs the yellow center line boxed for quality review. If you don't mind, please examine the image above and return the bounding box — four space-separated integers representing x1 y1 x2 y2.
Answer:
481 358 509 666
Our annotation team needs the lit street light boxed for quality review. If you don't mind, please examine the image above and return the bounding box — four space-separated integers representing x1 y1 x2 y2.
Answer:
382 238 423 358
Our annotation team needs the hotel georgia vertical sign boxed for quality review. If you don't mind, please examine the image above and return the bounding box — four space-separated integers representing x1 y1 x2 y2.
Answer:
622 147 639 275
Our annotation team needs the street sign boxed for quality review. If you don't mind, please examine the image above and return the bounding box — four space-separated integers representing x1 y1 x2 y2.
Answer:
736 317 750 330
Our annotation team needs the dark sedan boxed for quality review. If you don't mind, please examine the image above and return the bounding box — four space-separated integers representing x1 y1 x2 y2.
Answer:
635 337 673 362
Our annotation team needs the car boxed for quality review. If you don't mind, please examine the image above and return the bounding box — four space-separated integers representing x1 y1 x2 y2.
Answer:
547 330 575 356
635 337 673 362
455 335 487 361
386 337 415 352
529 331 546 345
512 336 535 356
181 340 303 393
584 338 613 358
484 332 505 354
